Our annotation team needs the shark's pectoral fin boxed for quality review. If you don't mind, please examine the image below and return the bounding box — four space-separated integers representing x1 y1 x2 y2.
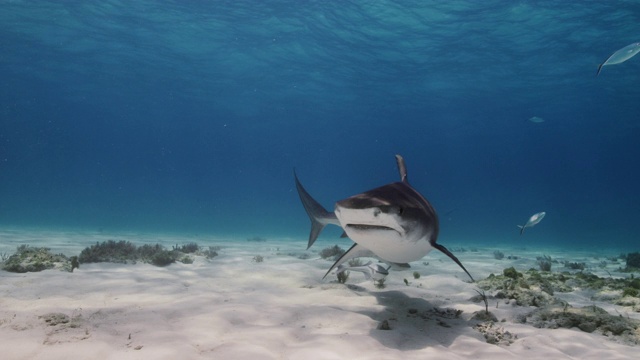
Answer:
340 231 349 238
294 170 340 249
433 243 475 282
322 243 375 279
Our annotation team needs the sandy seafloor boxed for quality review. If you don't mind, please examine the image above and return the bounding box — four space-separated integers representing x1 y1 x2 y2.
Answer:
0 228 638 360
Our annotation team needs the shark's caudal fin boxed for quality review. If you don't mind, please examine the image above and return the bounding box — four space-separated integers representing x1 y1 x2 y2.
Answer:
294 170 339 249
517 225 525 235
433 243 475 282
596 63 603 77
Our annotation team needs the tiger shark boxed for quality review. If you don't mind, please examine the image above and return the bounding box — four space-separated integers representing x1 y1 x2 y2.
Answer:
294 154 474 282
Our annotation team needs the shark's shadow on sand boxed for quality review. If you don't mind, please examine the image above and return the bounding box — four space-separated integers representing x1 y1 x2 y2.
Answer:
343 288 479 350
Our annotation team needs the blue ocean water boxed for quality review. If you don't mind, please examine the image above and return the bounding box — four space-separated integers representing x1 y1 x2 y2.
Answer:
1 1 639 250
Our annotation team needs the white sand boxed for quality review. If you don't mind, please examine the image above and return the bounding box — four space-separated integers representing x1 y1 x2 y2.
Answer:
0 229 638 359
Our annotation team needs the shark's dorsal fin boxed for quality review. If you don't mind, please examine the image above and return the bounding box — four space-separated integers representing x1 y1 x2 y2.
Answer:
395 154 408 183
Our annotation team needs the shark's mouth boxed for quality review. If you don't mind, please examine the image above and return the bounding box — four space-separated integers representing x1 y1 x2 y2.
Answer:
345 224 396 232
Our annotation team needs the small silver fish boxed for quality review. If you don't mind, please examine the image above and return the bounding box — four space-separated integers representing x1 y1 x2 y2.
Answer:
528 116 544 123
517 211 546 235
336 261 389 281
597 42 640 76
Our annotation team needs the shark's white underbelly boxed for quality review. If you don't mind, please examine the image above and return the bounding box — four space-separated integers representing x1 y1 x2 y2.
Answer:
343 228 434 263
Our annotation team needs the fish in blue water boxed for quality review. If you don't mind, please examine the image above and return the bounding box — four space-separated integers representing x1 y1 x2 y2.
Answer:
597 42 640 76
294 154 474 282
517 211 546 235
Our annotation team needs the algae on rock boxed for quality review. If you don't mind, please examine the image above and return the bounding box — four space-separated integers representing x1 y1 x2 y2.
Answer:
527 304 640 343
2 245 72 273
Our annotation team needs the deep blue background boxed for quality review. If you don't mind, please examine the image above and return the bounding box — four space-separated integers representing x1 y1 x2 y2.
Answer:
1 1 639 249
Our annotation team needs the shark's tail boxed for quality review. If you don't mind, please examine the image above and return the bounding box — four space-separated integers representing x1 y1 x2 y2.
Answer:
433 243 475 282
294 170 339 249
517 225 525 235
596 63 603 77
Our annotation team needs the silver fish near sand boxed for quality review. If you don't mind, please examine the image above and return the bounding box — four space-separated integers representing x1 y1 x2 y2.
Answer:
517 211 546 235
597 42 640 76
337 261 389 281
294 154 474 282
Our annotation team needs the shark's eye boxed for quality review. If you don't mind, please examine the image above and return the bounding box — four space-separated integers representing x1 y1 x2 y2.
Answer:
373 209 381 216
382 206 403 215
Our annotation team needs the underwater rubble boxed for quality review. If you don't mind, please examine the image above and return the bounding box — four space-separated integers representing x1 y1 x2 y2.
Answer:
526 304 639 343
623 252 640 272
476 266 640 344
0 241 221 273
478 266 640 309
318 244 345 260
473 321 516 346
1 245 78 273
78 240 219 266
